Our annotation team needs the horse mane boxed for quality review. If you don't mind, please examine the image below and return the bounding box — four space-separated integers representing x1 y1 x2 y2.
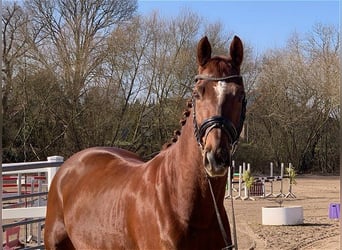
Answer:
162 99 193 150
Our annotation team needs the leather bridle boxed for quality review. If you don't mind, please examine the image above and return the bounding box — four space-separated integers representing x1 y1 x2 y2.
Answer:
192 74 247 151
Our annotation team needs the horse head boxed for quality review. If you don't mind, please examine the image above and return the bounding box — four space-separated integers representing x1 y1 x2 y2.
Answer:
193 36 246 178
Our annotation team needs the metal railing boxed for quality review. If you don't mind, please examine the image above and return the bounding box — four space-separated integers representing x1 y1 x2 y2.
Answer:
2 156 63 249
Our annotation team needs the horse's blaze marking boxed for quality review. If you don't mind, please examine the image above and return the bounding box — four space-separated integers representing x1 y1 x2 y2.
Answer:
215 81 236 112
215 81 227 106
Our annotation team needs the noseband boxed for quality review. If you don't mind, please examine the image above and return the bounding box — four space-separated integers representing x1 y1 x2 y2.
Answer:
192 74 247 151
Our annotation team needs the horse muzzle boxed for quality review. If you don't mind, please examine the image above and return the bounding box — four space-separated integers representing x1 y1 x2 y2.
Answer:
195 116 236 177
203 147 230 177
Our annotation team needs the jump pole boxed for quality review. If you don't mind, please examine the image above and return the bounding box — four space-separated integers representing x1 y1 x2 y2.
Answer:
265 162 276 197
276 163 285 198
225 161 235 199
243 163 247 199
233 165 242 200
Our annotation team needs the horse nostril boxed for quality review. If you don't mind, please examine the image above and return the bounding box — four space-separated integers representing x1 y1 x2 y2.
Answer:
203 148 229 177
205 148 229 167
215 148 229 165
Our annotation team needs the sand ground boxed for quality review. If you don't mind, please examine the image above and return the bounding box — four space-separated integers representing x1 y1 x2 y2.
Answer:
224 176 340 250
3 176 340 249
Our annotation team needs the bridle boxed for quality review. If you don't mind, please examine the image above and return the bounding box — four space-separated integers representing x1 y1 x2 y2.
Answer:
192 74 247 250
192 74 247 152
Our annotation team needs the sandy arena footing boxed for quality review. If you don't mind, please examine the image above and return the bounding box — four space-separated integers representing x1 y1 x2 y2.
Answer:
224 176 340 250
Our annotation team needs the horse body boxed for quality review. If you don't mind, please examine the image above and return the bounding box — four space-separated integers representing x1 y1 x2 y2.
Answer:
45 36 244 250
45 125 228 249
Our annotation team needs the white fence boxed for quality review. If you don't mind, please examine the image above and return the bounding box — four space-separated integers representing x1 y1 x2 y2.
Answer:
2 156 63 249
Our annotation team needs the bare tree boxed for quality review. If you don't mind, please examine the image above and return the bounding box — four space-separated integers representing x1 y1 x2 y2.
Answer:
102 10 201 155
24 0 137 152
2 2 32 161
2 3 29 115
250 23 339 173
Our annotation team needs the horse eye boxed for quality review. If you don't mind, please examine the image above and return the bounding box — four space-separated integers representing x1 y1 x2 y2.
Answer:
193 83 205 99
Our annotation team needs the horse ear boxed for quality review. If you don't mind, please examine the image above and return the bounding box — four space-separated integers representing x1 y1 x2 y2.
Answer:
197 36 212 66
229 36 243 67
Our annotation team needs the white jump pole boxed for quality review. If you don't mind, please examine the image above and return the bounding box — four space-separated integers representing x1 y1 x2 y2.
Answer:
230 160 235 197
266 162 275 197
243 163 248 199
227 167 231 197
270 162 274 195
280 162 284 195
234 165 242 200
239 165 242 198
276 163 285 197
225 161 232 199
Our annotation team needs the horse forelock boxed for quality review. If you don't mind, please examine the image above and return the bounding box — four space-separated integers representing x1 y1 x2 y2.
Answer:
200 56 239 77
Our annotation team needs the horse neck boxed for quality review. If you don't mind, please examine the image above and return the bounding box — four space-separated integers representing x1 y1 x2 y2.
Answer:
159 113 227 225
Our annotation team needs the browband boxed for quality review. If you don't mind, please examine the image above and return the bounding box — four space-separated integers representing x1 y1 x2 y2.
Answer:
194 75 243 84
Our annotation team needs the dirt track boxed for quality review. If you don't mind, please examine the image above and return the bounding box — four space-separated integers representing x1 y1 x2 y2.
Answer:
224 176 340 249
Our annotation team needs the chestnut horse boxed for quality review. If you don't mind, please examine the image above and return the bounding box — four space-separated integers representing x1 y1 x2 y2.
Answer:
44 36 246 250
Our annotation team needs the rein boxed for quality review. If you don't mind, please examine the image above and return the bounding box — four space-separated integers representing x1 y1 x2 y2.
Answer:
193 74 246 250
207 177 236 250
